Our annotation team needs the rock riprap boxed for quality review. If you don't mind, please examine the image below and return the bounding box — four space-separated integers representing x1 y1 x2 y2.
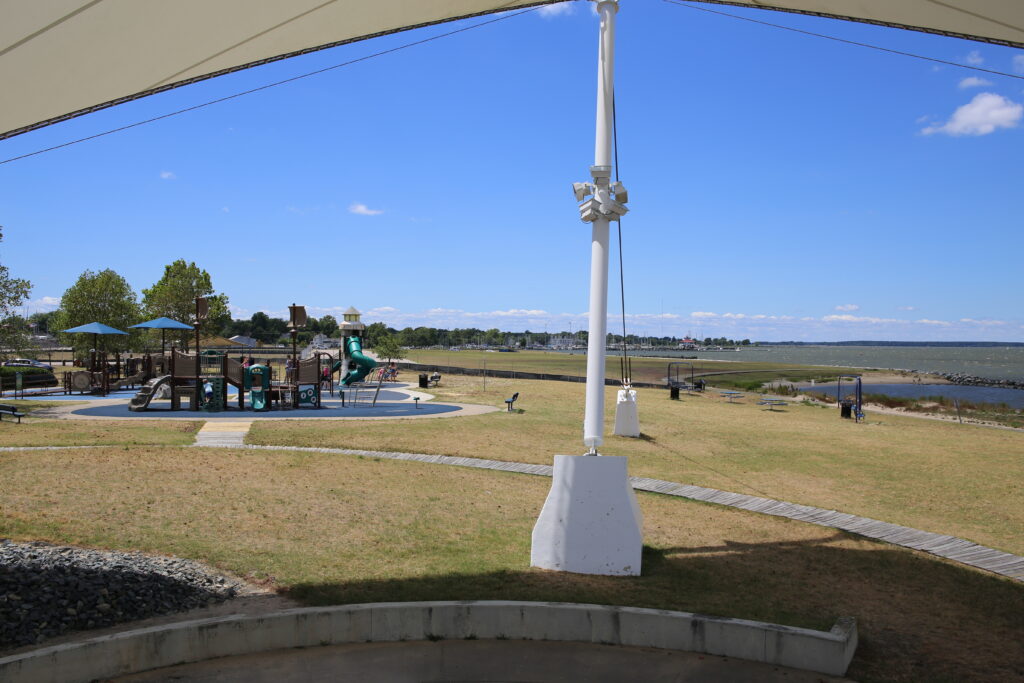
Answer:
0 539 242 648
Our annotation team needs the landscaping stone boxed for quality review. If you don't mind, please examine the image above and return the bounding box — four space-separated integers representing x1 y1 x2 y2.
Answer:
0 539 242 649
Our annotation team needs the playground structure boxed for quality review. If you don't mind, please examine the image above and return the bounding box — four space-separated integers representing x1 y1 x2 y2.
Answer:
836 375 864 422
666 361 705 399
126 304 378 413
65 351 166 397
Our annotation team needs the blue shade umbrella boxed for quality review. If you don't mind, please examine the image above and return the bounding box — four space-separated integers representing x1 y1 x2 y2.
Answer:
130 317 194 354
62 322 129 353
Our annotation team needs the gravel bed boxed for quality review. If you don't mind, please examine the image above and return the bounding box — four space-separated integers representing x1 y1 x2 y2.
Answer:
0 539 243 649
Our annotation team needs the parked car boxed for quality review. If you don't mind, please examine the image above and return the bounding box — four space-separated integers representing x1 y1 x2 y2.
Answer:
3 358 54 370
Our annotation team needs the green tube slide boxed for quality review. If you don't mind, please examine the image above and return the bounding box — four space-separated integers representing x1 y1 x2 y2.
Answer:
342 336 377 385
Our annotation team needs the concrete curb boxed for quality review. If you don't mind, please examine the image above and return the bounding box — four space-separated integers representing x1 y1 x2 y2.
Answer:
0 601 857 682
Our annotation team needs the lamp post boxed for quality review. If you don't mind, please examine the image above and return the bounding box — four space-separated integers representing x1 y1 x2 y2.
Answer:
531 0 642 577
194 297 208 410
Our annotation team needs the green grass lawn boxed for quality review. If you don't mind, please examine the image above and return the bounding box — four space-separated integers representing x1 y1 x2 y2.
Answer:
249 374 1024 556
0 401 201 446
401 348 867 386
1 445 1020 682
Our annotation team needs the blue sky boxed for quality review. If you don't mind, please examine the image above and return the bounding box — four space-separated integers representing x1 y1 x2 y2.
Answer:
1 0 1022 342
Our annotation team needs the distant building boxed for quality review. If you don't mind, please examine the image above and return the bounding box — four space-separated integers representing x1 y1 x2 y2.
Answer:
678 337 698 350
229 335 259 348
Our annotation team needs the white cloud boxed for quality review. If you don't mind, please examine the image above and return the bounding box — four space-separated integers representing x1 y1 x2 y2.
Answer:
822 314 903 324
897 306 915 311
1014 54 1024 74
722 313 746 319
159 170 176 180
921 93 1023 136
964 50 984 66
834 304 860 312
26 296 61 311
537 2 574 18
348 202 383 216
221 207 230 213
915 319 951 326
690 311 718 318
958 76 993 89
959 318 1007 326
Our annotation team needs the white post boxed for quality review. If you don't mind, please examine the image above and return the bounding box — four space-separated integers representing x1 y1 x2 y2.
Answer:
531 0 642 576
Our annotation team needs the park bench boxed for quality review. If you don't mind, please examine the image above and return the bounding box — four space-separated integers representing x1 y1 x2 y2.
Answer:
758 398 787 411
0 404 26 423
504 392 519 412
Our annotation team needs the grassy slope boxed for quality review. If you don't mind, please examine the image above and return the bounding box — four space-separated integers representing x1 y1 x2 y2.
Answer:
0 446 1020 682
249 374 1024 556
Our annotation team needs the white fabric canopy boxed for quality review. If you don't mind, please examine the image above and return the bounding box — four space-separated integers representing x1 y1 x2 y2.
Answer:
2 0 1023 140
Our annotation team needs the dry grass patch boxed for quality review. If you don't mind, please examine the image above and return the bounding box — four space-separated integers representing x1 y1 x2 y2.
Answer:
249 374 1024 555
0 406 201 447
0 445 1020 681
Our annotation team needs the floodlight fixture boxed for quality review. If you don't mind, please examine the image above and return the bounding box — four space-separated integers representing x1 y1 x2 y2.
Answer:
573 182 591 202
610 181 628 204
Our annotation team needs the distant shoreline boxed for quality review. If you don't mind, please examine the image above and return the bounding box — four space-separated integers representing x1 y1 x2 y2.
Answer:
756 341 1024 347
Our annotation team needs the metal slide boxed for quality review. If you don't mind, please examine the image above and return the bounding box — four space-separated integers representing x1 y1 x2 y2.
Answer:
341 336 376 385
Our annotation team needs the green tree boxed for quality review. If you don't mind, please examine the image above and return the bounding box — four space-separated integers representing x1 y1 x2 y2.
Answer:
141 260 230 348
373 334 404 363
51 269 142 356
319 315 339 338
0 229 32 357
27 311 57 335
364 321 394 347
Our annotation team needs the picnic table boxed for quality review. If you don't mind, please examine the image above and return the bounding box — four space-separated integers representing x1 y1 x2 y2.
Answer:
758 398 787 411
719 391 743 403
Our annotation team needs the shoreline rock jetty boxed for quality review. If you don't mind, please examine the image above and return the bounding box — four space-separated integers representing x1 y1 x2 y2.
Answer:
936 373 1024 390
0 539 242 649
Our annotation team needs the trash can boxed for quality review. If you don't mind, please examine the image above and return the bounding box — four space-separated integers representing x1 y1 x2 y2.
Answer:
840 400 853 419
419 373 429 389
669 386 680 400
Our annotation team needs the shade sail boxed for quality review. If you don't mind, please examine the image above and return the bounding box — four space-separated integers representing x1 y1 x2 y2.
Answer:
2 0 1023 140
62 322 129 335
129 317 194 330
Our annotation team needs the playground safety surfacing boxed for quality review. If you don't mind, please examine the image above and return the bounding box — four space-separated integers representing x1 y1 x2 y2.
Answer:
53 383 488 420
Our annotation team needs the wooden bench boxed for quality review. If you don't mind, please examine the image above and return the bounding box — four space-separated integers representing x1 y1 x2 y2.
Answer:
504 392 519 412
0 404 26 423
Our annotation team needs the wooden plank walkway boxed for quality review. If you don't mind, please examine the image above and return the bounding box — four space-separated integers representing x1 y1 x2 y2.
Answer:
239 444 1024 583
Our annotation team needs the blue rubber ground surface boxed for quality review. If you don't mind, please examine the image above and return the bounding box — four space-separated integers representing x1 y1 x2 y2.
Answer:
68 397 460 419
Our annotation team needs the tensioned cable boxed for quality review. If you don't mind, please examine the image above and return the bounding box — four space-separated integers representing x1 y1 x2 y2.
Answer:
612 94 631 387
0 4 544 166
664 0 1024 81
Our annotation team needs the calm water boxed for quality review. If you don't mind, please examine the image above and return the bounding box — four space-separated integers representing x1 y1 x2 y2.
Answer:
801 383 1024 409
627 345 1024 382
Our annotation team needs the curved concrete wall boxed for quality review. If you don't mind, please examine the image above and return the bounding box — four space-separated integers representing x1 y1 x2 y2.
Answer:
0 601 857 682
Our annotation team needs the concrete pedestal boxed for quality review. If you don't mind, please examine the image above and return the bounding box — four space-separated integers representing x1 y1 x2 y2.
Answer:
531 455 643 576
613 388 640 437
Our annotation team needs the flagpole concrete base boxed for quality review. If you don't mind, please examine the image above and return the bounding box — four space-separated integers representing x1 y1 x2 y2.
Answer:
531 455 643 576
613 388 640 437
